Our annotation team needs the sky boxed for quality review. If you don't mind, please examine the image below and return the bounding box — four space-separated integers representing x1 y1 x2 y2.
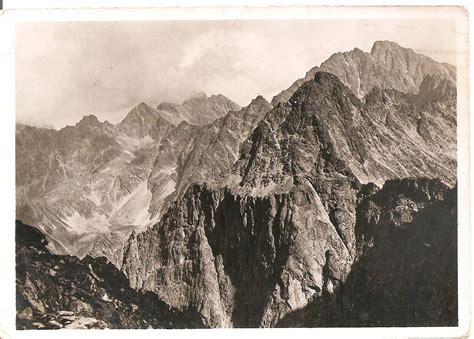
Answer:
16 18 457 129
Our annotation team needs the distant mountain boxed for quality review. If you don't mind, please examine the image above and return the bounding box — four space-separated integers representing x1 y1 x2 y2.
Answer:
157 92 241 126
16 93 266 262
117 102 175 139
271 40 456 106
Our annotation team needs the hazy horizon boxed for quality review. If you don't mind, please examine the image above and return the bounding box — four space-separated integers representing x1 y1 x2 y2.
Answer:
16 19 457 129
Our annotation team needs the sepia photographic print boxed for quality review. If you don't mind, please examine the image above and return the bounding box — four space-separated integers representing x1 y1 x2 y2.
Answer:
0 5 470 338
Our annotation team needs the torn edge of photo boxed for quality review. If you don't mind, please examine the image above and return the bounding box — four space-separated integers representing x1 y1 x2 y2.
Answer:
0 5 470 339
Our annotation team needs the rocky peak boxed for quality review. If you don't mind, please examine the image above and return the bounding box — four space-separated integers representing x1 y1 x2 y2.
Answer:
156 101 178 112
284 72 361 129
75 114 102 129
351 47 364 54
313 71 350 90
246 95 271 112
271 66 320 107
182 92 240 115
156 93 240 126
182 93 209 106
120 102 156 123
117 102 173 139
234 67 456 193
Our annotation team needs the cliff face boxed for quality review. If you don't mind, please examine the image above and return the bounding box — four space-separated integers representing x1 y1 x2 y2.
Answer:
121 183 354 327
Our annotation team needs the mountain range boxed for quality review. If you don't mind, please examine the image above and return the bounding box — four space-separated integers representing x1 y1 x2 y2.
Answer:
16 40 458 329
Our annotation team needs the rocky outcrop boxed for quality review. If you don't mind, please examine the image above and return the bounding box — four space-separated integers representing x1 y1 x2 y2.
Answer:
277 178 457 327
16 220 204 329
272 40 456 106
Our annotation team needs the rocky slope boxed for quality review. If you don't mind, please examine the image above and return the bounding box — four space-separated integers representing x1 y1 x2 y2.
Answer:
16 220 204 329
271 40 456 106
119 71 457 327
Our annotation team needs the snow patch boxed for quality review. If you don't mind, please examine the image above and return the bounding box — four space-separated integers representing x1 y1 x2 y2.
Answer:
156 180 176 201
108 181 160 230
156 166 176 176
61 211 109 234
102 293 112 302
87 189 102 205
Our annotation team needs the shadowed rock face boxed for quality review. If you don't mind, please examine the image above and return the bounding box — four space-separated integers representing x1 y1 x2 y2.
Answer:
412 74 457 107
16 220 204 330
277 179 457 327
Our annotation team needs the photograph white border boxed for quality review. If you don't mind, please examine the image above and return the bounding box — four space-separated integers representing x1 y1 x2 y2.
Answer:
0 4 470 339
